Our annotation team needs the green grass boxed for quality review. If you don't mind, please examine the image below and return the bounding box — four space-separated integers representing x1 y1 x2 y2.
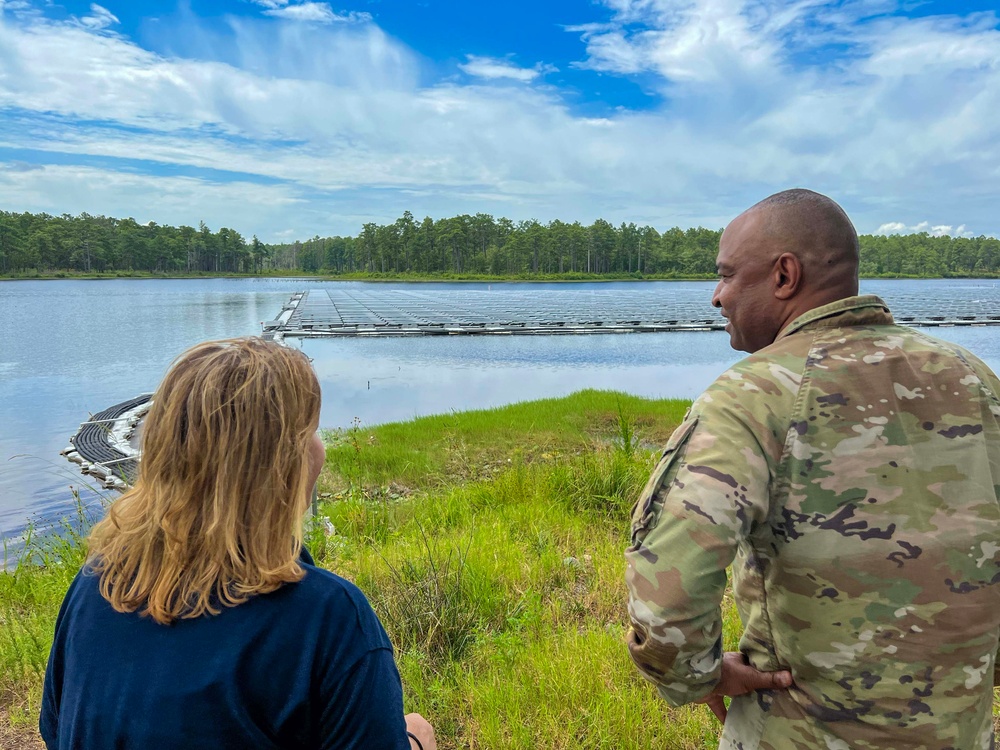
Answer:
0 501 95 724
321 389 687 491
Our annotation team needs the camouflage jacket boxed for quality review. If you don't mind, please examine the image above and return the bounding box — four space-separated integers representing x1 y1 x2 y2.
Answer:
626 295 1000 750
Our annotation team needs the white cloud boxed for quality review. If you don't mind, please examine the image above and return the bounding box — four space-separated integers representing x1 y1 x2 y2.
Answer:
876 222 973 238
261 3 372 24
77 3 119 31
573 0 785 84
876 222 907 234
458 55 556 83
0 1 34 15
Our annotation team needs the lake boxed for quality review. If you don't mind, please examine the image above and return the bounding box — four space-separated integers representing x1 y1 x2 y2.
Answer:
2 278 999 542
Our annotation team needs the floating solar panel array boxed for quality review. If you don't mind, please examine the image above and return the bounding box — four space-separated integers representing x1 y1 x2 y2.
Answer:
62 394 150 488
261 287 1000 339
867 289 1000 326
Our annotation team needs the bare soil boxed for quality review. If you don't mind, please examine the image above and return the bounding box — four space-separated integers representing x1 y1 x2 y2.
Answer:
0 710 43 750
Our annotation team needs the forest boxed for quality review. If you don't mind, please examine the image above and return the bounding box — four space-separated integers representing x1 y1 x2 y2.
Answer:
1 209 999 278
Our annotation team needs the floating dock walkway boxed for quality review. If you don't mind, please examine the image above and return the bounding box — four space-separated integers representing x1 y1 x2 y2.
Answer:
262 288 1000 339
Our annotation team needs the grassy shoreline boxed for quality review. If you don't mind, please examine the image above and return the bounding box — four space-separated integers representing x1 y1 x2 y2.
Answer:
4 390 999 747
3 391 708 748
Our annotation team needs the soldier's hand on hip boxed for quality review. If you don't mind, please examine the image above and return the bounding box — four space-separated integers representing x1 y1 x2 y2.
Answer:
694 651 793 723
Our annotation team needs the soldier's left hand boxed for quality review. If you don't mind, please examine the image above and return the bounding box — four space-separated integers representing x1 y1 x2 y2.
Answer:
694 651 794 723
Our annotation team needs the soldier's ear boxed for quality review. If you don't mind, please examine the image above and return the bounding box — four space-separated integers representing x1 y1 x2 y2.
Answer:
772 253 802 300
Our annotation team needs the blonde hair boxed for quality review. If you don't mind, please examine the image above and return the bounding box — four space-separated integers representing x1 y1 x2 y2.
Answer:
87 337 321 625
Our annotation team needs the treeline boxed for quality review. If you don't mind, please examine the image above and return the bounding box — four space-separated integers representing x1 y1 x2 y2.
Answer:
2 209 1000 277
0 212 269 274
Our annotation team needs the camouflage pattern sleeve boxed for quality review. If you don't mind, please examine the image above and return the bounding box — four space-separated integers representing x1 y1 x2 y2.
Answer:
960 351 1000 688
625 397 772 706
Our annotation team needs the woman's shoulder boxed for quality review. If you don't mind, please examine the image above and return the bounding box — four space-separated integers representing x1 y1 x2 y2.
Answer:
295 546 363 597
284 554 396 661
296 554 368 605
287 549 388 637
72 550 380 631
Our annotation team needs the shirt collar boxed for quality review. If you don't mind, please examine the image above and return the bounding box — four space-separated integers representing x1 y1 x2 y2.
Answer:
775 295 893 343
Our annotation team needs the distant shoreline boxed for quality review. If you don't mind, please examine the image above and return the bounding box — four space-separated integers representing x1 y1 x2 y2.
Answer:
3 271 1000 283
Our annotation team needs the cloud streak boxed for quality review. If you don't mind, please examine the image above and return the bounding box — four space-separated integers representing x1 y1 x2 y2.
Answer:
260 2 372 24
459 55 557 82
77 3 119 31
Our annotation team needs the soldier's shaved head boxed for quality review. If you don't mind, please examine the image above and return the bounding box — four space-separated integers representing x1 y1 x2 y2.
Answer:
742 188 859 299
713 189 861 352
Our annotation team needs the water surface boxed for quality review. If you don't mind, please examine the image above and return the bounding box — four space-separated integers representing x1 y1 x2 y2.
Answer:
2 278 998 540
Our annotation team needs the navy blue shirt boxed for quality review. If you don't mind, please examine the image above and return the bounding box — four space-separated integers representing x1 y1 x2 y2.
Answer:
40 549 411 750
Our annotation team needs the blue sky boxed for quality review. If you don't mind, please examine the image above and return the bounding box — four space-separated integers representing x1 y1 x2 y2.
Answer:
0 0 998 241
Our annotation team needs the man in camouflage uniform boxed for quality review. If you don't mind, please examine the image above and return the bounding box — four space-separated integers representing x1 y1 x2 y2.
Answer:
626 188 1000 749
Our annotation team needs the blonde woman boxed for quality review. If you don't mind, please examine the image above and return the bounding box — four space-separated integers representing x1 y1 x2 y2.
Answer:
40 338 434 750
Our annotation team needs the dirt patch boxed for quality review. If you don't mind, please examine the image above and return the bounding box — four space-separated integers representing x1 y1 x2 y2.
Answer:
0 709 43 750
